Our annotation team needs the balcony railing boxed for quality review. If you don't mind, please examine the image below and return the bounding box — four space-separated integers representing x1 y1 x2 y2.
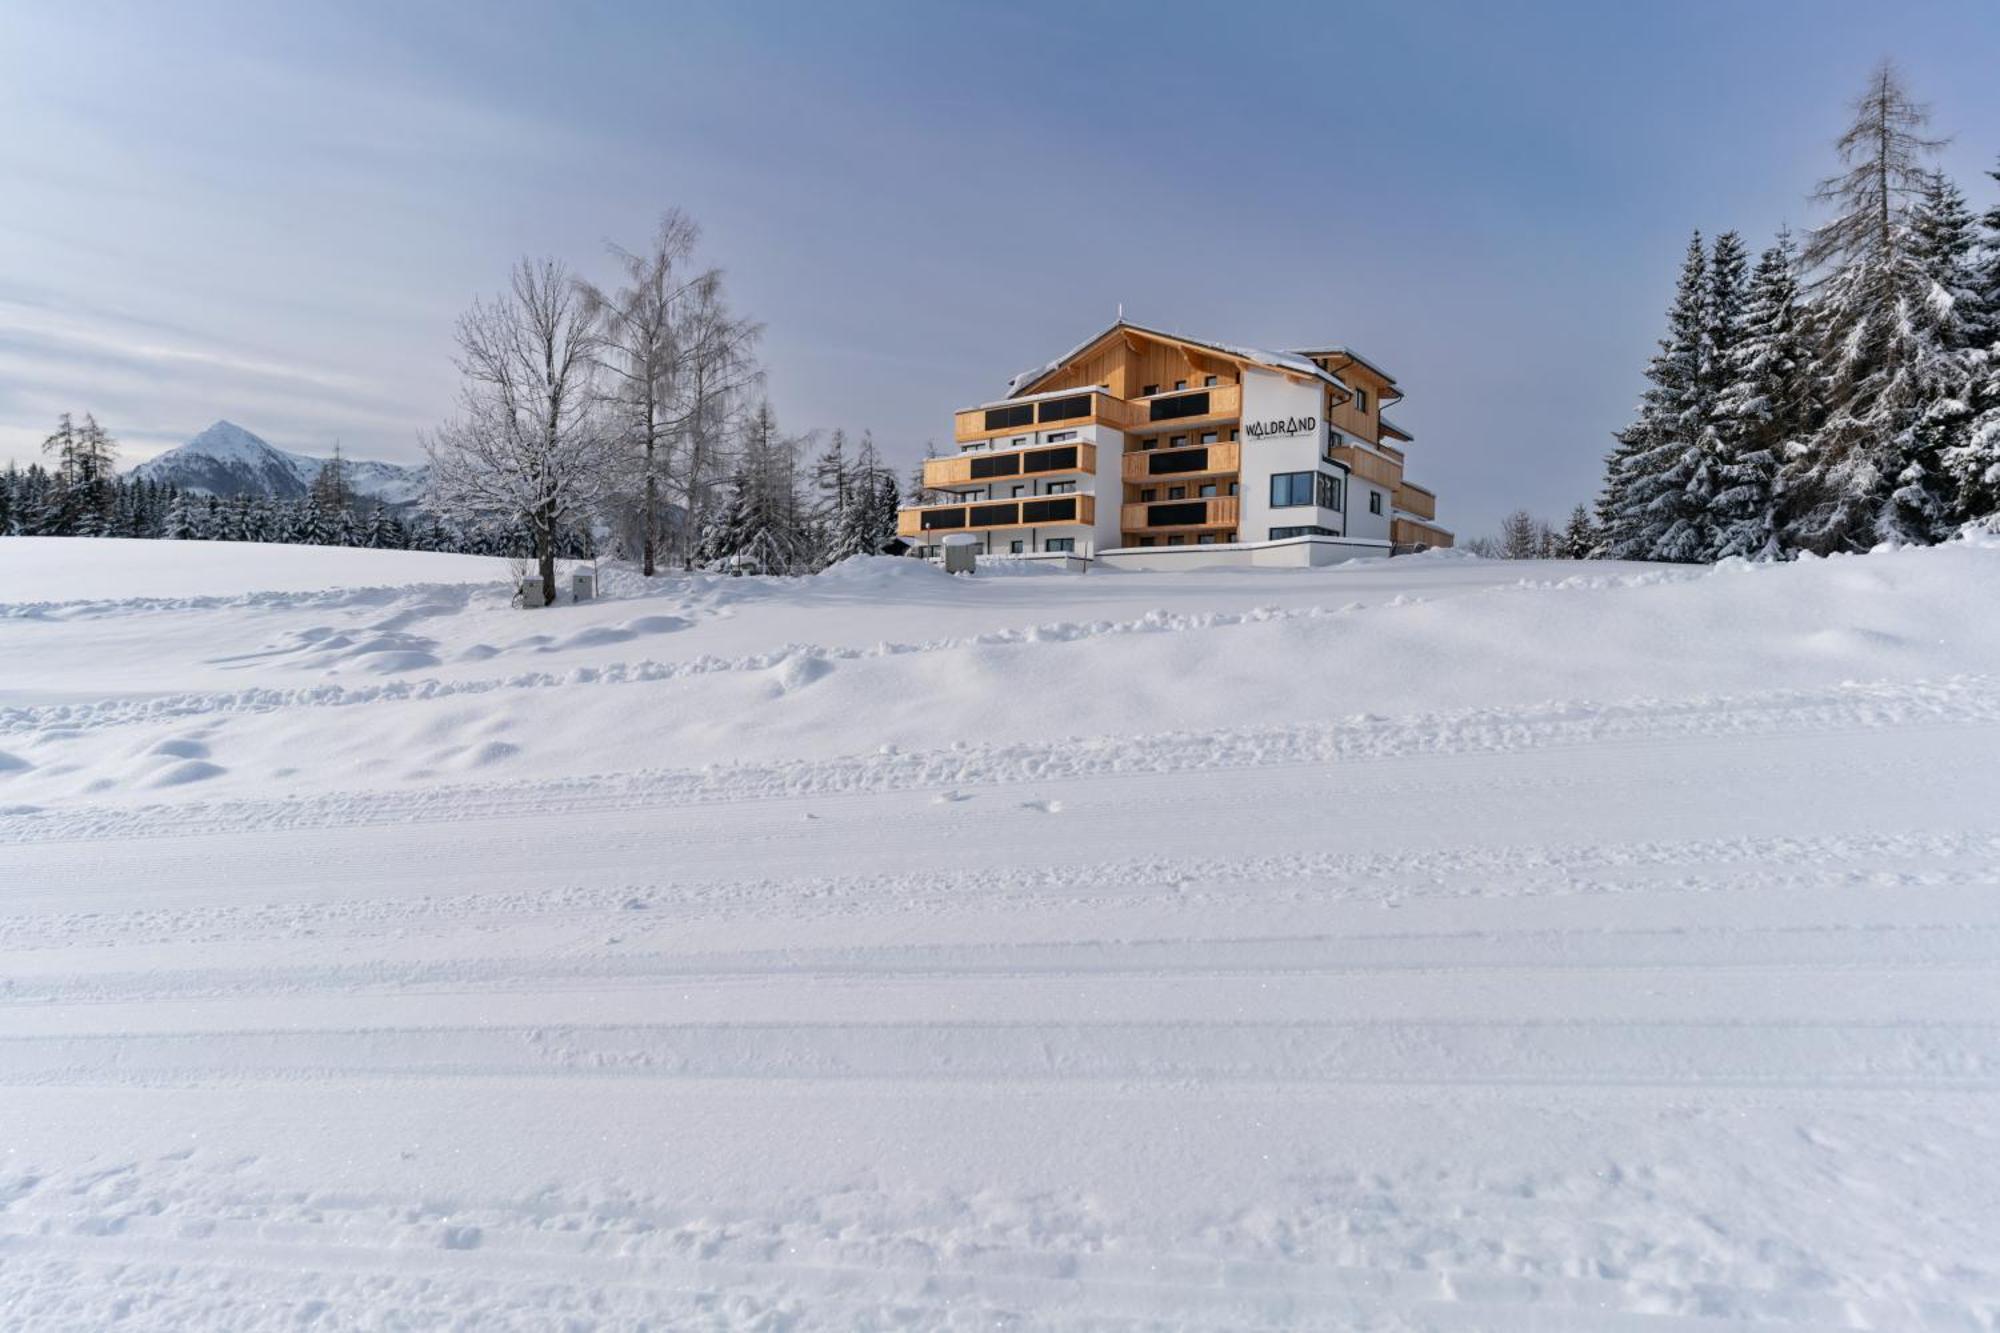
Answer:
1120 440 1240 484
1328 443 1401 489
1393 480 1436 521
1119 496 1240 532
952 390 1146 443
1392 516 1454 550
925 441 1097 490
896 492 1096 539
1127 383 1241 434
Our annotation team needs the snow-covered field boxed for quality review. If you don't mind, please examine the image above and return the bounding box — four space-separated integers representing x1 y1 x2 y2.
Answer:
2 535 1997 1329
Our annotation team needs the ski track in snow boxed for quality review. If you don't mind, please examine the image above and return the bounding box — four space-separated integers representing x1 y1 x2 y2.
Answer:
2 540 1999 1329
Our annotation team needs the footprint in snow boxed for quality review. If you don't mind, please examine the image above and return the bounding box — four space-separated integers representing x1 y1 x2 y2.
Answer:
1019 799 1063 814
933 790 971 804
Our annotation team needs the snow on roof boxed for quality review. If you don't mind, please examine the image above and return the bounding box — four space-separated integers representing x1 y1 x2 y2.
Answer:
1286 345 1401 390
1005 321 1354 400
1379 413 1413 441
963 384 1113 412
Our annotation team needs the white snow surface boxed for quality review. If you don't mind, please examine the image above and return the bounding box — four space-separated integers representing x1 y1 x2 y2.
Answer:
2 535 1998 1329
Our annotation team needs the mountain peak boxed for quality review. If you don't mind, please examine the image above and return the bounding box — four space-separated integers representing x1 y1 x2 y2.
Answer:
130 422 429 507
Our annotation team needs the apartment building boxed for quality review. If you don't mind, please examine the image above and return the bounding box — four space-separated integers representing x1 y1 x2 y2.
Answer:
896 322 1451 568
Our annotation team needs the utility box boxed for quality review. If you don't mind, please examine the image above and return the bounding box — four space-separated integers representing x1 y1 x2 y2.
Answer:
572 571 596 602
516 576 545 607
942 538 978 575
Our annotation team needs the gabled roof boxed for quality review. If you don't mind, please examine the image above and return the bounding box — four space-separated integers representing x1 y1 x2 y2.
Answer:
1007 321 1353 401
1289 345 1403 403
1378 414 1414 443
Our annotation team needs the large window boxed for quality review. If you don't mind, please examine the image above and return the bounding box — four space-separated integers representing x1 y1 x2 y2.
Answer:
1317 472 1344 511
1036 395 1092 424
1044 537 1075 553
1269 472 1314 508
1269 524 1339 539
983 402 1034 431
1149 391 1211 422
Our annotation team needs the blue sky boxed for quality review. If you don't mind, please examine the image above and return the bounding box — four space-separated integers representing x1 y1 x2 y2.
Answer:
3 0 1997 536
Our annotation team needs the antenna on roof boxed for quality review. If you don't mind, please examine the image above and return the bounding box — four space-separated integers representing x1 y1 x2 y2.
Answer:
1116 302 1124 323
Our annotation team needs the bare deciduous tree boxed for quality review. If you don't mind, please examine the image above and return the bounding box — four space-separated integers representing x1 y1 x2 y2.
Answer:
579 212 762 575
426 257 607 604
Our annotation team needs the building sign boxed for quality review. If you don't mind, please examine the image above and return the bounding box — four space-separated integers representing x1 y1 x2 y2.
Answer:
1245 415 1318 440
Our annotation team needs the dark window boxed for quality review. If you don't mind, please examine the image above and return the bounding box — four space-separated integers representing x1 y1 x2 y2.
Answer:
1167 486 1186 500
1141 384 1158 397
1324 429 1345 462
983 403 1034 431
1269 472 1314 507
1228 482 1239 496
1317 472 1344 511
1044 537 1075 553
1167 535 1186 546
1174 380 1187 390
1200 431 1217 444
920 507 966 531
1140 488 1157 502
1149 391 1211 422
1199 483 1217 498
1270 524 1338 540
970 502 1017 527
1148 448 1209 475
1198 534 1216 544
1147 501 1209 527
1369 490 1383 515
1045 480 1076 494
1226 428 1238 441
969 452 1021 480
1009 540 1024 553
1204 375 1218 387
1022 445 1078 473
1169 435 1186 447
1036 395 1091 424
1356 388 1369 413
1021 496 1078 524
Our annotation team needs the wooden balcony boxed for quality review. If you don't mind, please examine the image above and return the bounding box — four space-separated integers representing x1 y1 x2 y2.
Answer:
1328 443 1402 489
952 390 1144 444
897 493 1096 539
1119 496 1240 533
1391 516 1454 550
925 441 1096 491
1124 383 1242 437
1120 440 1240 484
1393 480 1437 521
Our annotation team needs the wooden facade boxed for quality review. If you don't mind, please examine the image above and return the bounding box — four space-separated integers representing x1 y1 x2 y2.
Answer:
901 323 1451 555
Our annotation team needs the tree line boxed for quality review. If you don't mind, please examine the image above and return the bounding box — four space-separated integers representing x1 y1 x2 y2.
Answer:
423 212 906 602
1595 62 1999 562
7 211 913 591
3 413 586 556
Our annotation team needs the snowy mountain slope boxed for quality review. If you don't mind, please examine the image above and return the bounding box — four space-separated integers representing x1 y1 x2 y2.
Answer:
126 419 428 506
0 537 1997 1328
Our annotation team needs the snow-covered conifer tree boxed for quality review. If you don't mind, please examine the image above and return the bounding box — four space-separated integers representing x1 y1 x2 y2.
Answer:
1602 233 1710 560
1713 231 1812 559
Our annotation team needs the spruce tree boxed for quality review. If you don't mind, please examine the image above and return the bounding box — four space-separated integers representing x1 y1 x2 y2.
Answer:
1713 231 1811 559
1603 232 1710 560
1945 156 2000 523
1558 504 1597 558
